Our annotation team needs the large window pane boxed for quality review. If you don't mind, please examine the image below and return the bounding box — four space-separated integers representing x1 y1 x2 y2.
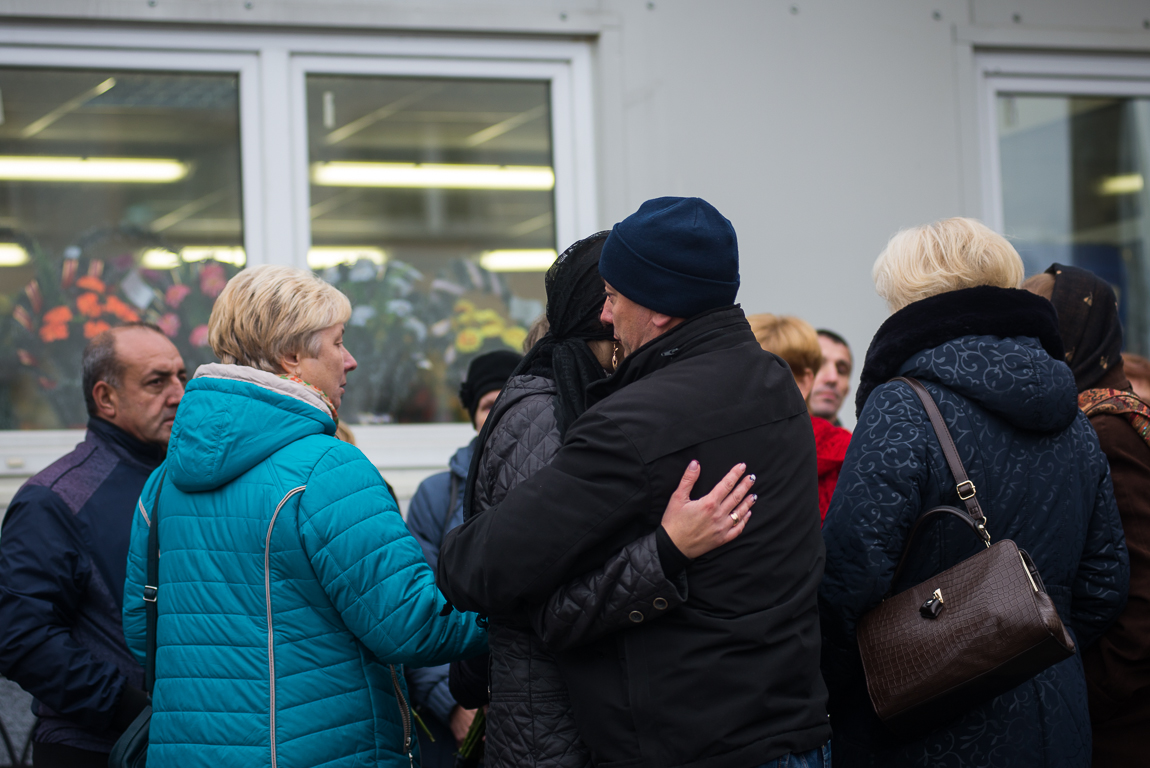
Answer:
0 68 244 429
998 94 1150 354
305 75 554 423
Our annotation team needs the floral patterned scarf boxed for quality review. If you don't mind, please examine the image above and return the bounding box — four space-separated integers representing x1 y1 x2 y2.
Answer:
1079 388 1150 447
279 373 338 426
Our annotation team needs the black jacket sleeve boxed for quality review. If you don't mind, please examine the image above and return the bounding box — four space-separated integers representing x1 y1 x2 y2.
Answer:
532 531 687 651
0 486 132 731
449 652 490 709
439 411 651 617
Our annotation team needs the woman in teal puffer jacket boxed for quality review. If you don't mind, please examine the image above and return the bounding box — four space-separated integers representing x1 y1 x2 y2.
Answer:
122 265 487 768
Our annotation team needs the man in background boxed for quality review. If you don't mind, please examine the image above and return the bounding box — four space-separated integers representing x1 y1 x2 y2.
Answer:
0 323 185 768
810 329 852 428
404 349 521 765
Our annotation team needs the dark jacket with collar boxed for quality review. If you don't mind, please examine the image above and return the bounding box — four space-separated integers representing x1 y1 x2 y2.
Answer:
820 287 1128 768
0 418 159 752
439 306 831 768
1080 363 1150 767
403 439 475 766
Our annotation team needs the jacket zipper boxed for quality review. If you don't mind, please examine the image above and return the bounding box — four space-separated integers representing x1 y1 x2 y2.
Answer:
389 664 414 768
264 485 307 768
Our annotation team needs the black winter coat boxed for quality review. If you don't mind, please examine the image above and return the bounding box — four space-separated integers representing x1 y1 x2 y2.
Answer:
819 287 1130 768
455 374 689 768
439 306 831 768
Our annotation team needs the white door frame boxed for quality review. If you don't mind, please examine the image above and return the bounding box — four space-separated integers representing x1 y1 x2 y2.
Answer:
974 51 1150 232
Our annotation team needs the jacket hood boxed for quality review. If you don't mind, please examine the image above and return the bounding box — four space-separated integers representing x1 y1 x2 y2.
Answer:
449 438 477 480
167 364 336 492
898 334 1079 433
856 286 1064 417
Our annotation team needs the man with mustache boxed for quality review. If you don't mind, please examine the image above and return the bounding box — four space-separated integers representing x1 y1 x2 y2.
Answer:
0 322 186 768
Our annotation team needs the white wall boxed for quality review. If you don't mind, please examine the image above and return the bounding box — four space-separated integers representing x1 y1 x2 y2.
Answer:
2 0 1149 445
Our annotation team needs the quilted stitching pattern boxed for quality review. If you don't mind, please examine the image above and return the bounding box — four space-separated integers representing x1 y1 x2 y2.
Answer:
820 334 1129 767
122 376 487 768
474 375 686 768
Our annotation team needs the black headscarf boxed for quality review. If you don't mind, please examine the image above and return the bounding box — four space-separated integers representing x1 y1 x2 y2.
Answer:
1045 263 1123 392
459 232 613 527
515 230 615 437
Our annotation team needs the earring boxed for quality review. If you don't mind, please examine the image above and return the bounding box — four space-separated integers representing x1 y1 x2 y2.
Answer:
611 343 620 370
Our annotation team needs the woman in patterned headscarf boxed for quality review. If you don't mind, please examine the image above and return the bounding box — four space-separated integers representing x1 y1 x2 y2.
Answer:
1025 263 1150 767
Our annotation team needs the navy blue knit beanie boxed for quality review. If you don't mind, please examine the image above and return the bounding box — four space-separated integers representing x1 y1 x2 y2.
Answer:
598 196 740 318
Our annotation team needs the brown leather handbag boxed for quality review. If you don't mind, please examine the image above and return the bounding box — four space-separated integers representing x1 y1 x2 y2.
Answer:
856 377 1076 738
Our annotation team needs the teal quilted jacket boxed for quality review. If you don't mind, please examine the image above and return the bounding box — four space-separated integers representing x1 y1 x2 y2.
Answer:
123 364 487 768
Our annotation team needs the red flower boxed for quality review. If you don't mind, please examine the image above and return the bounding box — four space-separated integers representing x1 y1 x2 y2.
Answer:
165 284 192 309
189 324 210 348
13 306 33 332
104 296 139 322
76 292 103 318
157 313 180 338
39 322 69 343
17 349 36 367
24 280 42 315
43 306 73 325
84 320 111 339
76 275 106 293
61 258 78 289
199 263 228 299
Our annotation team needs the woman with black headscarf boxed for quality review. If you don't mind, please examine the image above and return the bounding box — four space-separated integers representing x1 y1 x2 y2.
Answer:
1025 264 1150 768
442 232 755 768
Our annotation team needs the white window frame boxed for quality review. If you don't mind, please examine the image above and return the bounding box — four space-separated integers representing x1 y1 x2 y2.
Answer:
0 24 598 504
974 51 1150 232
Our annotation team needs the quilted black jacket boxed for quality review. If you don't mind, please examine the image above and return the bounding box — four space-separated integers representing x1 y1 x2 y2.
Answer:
463 374 688 768
440 306 831 768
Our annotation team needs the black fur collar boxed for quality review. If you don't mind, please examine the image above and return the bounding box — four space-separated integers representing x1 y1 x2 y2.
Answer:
855 286 1064 417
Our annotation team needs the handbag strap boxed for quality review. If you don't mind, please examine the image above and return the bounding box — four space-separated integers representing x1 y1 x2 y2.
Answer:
883 378 992 595
144 469 166 694
891 377 988 530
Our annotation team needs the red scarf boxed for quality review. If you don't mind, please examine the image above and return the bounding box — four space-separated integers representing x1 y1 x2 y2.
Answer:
812 415 851 524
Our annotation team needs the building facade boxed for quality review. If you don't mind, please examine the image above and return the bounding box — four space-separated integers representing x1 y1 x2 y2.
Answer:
1 0 1149 511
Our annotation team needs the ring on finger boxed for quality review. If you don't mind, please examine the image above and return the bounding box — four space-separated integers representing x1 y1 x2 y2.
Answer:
730 511 740 523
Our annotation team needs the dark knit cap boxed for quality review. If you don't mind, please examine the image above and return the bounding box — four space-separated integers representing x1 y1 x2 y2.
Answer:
598 196 740 318
458 350 522 423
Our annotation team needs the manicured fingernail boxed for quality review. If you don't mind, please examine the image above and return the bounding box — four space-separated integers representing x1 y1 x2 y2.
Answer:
751 494 758 503
747 474 756 483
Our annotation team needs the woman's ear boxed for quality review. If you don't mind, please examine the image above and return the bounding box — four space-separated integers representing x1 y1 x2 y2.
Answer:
278 350 302 376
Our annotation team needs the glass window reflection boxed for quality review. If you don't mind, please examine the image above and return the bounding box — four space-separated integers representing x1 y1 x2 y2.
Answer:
305 75 554 423
0 68 244 429
998 94 1150 354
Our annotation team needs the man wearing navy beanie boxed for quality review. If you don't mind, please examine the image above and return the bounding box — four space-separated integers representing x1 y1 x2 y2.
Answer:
441 198 831 768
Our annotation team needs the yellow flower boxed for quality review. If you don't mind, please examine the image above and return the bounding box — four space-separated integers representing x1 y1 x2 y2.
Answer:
473 309 501 324
501 327 527 350
455 328 482 353
479 322 504 338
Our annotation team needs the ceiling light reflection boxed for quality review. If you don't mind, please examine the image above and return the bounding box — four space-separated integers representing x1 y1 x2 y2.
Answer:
311 162 555 190
479 249 558 272
0 156 189 183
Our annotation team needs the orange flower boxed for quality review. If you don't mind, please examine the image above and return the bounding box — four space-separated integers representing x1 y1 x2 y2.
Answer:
76 292 103 318
39 323 69 343
43 306 73 325
84 320 111 339
76 276 106 293
104 295 139 322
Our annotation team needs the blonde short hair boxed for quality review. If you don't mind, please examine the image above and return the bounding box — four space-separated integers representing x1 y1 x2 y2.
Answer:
747 314 823 377
873 217 1024 313
208 265 352 372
